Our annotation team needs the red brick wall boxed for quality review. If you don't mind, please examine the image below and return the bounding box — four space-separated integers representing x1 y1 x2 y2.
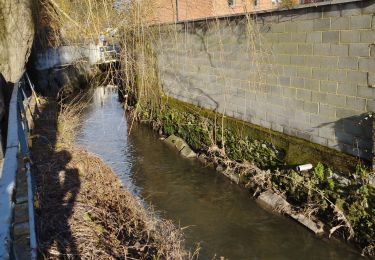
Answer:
178 0 213 20
150 0 300 24
149 0 177 24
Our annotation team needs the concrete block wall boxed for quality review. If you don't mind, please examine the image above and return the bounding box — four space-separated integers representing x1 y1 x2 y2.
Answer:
156 0 375 161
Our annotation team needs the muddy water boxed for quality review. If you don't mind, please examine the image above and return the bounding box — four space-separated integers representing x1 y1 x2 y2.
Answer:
76 87 361 259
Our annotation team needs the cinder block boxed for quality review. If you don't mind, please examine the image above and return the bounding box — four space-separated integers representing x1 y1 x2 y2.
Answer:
271 23 285 33
297 89 312 101
311 135 328 146
283 87 297 98
277 43 298 54
311 114 332 127
331 17 350 30
285 22 298 32
337 82 357 96
271 122 284 132
306 32 322 43
360 31 375 43
349 43 370 57
288 98 305 110
340 31 360 43
304 79 320 91
357 85 375 98
350 15 372 30
370 45 375 57
305 56 321 67
278 76 291 86
278 32 292 43
319 103 336 117
320 80 337 93
338 57 358 70
270 85 283 95
275 54 291 64
346 96 366 111
347 71 368 85
358 58 375 72
297 20 314 32
366 72 375 87
331 43 350 57
298 43 313 55
313 43 331 56
322 31 340 43
367 99 375 112
291 32 307 43
312 91 327 103
317 56 338 67
319 127 336 139
312 68 329 80
304 101 319 114
326 93 346 107
313 18 331 31
297 67 312 77
291 77 304 88
328 70 347 82
290 55 305 65
336 108 358 118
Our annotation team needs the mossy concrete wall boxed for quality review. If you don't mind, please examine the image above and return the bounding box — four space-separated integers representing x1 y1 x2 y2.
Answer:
156 0 375 163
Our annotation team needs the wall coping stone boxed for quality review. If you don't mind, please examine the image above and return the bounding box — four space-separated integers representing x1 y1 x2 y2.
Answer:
159 0 366 25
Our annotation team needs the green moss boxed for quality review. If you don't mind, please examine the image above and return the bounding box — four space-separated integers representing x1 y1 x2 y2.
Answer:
162 96 363 173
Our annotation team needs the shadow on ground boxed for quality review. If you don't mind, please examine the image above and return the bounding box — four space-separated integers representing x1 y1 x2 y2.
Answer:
30 98 80 258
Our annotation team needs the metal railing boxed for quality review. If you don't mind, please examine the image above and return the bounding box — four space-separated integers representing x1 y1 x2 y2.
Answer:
0 73 37 259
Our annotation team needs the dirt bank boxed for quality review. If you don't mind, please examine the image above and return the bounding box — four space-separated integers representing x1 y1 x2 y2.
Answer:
30 97 188 259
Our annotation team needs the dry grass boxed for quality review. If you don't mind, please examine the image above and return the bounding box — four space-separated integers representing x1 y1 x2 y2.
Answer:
31 97 188 259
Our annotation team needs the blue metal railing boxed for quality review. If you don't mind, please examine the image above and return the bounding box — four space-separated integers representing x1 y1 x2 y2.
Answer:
0 74 37 259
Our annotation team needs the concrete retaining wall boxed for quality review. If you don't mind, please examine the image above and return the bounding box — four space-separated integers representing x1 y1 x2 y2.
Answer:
156 0 375 161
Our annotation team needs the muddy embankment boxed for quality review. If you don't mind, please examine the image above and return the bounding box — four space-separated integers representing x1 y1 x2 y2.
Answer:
27 64 189 258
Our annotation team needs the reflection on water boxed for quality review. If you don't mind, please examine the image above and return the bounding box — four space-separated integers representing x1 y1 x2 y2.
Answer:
76 87 361 259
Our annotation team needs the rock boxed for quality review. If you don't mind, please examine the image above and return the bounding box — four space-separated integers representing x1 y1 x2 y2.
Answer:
222 169 240 184
165 135 186 151
0 0 34 82
197 154 207 164
332 173 351 186
165 135 196 158
180 145 196 158
369 173 375 188
258 190 325 235
216 165 224 172
290 213 324 235
257 190 291 213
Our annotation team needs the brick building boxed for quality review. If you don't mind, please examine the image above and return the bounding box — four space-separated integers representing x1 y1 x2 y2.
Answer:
151 0 303 24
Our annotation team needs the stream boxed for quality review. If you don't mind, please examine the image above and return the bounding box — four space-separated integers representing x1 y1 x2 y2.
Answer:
75 86 361 259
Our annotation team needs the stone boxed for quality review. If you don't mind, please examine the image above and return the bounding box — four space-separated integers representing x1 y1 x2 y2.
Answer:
165 134 187 151
222 168 240 184
0 0 34 82
257 190 291 213
165 135 196 158
180 145 197 158
369 173 375 188
290 213 325 235
332 173 351 186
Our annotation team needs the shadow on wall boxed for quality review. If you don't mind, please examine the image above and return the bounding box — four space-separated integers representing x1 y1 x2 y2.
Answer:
319 113 373 163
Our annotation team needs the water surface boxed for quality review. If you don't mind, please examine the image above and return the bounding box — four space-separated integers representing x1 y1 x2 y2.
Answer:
76 87 361 259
